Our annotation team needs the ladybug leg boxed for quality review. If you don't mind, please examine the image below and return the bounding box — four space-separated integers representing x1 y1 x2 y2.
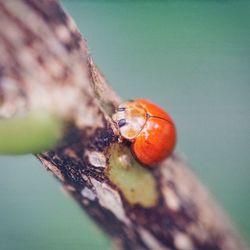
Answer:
118 136 123 143
117 119 127 143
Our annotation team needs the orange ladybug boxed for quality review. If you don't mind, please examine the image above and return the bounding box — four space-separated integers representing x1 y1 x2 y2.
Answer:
112 99 176 166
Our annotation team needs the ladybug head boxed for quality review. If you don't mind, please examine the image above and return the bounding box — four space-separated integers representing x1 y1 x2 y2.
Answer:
112 101 147 141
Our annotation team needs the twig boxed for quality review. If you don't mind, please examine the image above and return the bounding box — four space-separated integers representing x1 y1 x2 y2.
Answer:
0 1 247 249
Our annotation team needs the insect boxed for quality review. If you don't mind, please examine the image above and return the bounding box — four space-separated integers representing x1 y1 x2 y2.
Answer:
112 99 176 166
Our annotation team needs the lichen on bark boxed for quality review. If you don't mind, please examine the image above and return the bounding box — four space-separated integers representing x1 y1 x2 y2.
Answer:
106 143 158 208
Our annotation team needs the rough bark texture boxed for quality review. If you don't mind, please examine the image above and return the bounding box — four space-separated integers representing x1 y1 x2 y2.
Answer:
0 1 248 250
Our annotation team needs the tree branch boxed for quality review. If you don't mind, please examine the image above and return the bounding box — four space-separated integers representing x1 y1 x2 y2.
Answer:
0 1 247 249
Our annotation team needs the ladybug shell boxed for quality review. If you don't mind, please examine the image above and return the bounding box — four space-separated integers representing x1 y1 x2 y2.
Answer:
131 99 176 166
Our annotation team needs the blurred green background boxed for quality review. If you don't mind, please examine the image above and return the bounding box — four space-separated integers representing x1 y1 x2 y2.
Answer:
0 1 249 249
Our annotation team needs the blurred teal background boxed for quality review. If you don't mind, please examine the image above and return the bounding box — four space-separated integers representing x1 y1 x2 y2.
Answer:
0 1 249 249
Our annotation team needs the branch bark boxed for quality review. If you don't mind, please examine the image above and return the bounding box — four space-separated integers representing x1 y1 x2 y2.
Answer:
0 1 247 250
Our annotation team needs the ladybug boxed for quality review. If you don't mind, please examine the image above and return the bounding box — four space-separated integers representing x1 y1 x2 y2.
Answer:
112 99 176 166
